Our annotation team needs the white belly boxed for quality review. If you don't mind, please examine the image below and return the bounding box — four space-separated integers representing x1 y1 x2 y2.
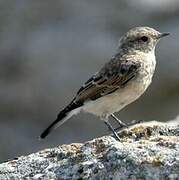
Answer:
83 79 148 117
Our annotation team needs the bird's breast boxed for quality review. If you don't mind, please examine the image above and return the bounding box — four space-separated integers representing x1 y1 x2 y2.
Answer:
136 52 156 88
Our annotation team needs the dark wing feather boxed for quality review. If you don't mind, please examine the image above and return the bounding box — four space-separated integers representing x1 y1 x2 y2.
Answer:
75 59 140 103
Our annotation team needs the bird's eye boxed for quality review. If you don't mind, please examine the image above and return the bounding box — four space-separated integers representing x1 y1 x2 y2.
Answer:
140 36 148 42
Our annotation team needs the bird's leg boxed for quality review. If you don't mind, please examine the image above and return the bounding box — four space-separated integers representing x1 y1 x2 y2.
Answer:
111 114 127 128
104 120 121 141
114 119 144 132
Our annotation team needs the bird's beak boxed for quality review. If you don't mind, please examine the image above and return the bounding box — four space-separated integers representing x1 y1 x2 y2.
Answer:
158 32 170 39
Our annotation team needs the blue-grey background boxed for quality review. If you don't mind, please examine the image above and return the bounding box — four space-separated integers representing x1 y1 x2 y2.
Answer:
0 0 179 162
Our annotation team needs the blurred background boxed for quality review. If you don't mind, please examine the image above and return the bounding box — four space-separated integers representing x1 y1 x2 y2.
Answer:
0 0 179 162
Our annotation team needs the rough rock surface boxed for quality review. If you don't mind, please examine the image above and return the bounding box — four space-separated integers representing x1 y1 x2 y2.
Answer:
0 121 179 180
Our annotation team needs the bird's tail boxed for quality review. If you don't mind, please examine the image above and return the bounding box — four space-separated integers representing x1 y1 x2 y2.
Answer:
40 100 82 139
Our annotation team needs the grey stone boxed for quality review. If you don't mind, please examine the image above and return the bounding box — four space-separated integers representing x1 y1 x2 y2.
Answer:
0 121 179 180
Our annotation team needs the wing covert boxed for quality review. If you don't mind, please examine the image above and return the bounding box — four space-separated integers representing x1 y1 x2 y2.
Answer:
75 59 140 103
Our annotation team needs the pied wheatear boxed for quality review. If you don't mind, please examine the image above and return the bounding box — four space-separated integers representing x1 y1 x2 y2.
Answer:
40 27 169 140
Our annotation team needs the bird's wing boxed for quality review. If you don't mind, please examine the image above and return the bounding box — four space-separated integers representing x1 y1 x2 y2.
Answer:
40 56 140 139
74 58 141 103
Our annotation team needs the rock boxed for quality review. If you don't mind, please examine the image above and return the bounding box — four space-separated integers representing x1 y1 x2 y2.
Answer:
0 121 179 179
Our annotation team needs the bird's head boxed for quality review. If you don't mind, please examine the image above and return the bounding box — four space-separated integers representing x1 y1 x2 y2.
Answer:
119 26 169 53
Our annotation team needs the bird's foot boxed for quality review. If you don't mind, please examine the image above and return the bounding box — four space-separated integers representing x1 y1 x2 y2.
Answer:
114 119 144 131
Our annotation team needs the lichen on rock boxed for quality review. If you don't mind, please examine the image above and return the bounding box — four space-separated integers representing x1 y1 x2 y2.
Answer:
0 121 179 179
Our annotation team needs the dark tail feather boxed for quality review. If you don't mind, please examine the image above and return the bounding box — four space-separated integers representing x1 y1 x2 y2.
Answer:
40 101 83 139
40 110 67 139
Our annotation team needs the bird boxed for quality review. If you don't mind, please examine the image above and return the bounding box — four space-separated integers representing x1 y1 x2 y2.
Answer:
40 26 169 140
